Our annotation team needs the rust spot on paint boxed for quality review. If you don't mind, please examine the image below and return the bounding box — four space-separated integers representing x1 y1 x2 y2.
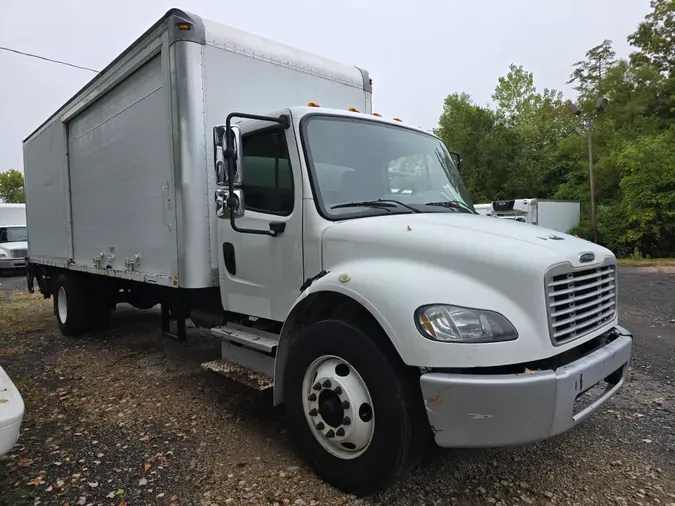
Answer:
426 394 442 406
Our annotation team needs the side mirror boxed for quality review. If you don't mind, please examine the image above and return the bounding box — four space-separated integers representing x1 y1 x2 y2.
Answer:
215 188 245 219
214 125 243 187
448 150 462 172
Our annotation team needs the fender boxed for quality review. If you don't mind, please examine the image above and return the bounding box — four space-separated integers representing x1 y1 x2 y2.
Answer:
273 257 546 404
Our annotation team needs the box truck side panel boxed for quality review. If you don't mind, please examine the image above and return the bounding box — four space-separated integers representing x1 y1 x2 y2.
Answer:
67 53 175 282
23 123 71 264
537 201 580 234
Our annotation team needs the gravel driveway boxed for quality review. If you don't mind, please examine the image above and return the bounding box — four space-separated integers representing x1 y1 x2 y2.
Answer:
0 268 673 506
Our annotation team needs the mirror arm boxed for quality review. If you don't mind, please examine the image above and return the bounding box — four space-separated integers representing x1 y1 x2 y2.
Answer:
448 149 462 172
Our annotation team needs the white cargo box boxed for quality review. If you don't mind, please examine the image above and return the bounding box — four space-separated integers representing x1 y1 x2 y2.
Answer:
23 9 372 290
0 366 24 456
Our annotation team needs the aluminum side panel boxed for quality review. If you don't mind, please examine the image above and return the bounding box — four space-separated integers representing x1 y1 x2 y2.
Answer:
67 53 175 279
22 122 72 263
170 41 213 288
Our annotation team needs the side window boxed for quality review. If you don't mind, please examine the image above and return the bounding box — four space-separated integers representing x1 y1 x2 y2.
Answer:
241 128 294 216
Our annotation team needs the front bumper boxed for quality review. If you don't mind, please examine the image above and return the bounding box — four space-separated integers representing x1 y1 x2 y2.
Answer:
420 325 632 448
0 257 26 270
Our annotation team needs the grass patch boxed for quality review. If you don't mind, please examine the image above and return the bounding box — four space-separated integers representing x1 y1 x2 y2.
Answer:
0 290 52 334
617 258 675 267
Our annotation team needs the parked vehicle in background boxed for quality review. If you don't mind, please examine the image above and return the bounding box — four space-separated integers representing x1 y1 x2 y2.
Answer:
22 9 632 495
0 366 24 457
0 203 28 273
476 198 580 233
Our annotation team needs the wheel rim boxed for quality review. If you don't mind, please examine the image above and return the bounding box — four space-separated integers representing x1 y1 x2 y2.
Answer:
57 286 67 323
302 355 375 460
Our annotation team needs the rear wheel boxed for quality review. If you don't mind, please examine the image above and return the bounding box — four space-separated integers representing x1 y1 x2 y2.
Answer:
284 319 429 496
53 273 89 336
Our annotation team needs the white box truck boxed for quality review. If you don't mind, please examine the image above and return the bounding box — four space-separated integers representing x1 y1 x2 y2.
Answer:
23 9 632 495
480 198 581 233
0 203 28 272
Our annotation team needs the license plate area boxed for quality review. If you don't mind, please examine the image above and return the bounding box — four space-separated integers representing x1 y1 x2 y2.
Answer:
573 364 624 416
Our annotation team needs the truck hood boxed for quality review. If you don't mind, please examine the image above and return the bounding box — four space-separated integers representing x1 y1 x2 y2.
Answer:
0 241 28 255
321 213 613 272
319 213 617 368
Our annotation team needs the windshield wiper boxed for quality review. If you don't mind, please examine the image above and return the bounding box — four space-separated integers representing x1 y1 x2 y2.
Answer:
331 199 418 213
331 201 395 212
424 200 476 214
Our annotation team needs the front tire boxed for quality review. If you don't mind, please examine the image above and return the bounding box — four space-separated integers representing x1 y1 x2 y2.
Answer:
284 319 429 496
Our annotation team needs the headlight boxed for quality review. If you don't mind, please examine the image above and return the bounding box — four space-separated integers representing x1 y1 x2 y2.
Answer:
415 304 518 343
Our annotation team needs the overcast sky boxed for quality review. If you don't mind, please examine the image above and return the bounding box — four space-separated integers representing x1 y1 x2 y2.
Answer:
1 0 650 173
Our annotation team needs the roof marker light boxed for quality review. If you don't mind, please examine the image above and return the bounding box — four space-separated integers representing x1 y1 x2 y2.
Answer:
348 107 359 112
372 113 382 117
307 102 320 107
392 117 402 122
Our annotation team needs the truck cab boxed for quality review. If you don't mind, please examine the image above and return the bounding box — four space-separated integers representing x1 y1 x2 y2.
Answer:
0 203 28 272
208 104 631 491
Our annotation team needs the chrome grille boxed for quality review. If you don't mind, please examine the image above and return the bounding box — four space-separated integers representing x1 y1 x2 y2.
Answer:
546 263 617 344
10 249 27 259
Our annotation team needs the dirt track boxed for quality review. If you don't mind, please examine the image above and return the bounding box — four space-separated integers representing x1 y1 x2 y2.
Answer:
0 268 674 506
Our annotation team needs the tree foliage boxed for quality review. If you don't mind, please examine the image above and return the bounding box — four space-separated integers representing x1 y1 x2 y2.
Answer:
434 1 675 258
0 169 25 203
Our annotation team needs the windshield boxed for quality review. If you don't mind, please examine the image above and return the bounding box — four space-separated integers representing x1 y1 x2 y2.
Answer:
301 115 474 218
0 226 27 243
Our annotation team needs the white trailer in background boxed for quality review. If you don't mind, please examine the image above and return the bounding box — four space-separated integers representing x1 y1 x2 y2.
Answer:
477 199 580 233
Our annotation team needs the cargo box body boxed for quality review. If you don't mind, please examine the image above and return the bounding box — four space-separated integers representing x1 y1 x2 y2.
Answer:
23 9 372 289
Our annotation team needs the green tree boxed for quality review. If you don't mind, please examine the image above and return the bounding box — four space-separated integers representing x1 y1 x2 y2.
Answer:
628 0 675 73
617 133 675 256
0 169 25 203
491 64 537 124
567 40 617 96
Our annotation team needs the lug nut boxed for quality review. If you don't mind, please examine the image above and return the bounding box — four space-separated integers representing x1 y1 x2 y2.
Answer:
322 379 332 388
308 408 318 416
316 422 325 430
341 400 350 409
342 416 351 426
308 393 317 402
334 386 342 395
326 429 335 438
336 428 345 437
312 382 321 391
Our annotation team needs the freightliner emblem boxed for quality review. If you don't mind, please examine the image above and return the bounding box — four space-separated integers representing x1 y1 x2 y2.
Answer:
579 252 595 263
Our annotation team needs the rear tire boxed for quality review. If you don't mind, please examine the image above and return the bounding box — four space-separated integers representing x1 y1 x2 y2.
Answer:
283 318 429 496
53 273 89 336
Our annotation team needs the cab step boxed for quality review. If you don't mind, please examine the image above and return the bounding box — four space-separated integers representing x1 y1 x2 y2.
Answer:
201 359 274 391
210 324 279 355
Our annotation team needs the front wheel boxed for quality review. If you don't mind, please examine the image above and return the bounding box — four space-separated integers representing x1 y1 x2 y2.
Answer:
284 319 429 496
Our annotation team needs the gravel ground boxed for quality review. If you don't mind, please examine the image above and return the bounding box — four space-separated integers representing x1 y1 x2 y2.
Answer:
0 268 674 506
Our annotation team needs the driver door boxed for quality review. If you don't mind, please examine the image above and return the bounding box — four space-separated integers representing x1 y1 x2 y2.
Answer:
216 121 304 322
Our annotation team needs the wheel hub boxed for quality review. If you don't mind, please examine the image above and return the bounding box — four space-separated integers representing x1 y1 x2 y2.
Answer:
302 356 375 460
318 389 343 428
